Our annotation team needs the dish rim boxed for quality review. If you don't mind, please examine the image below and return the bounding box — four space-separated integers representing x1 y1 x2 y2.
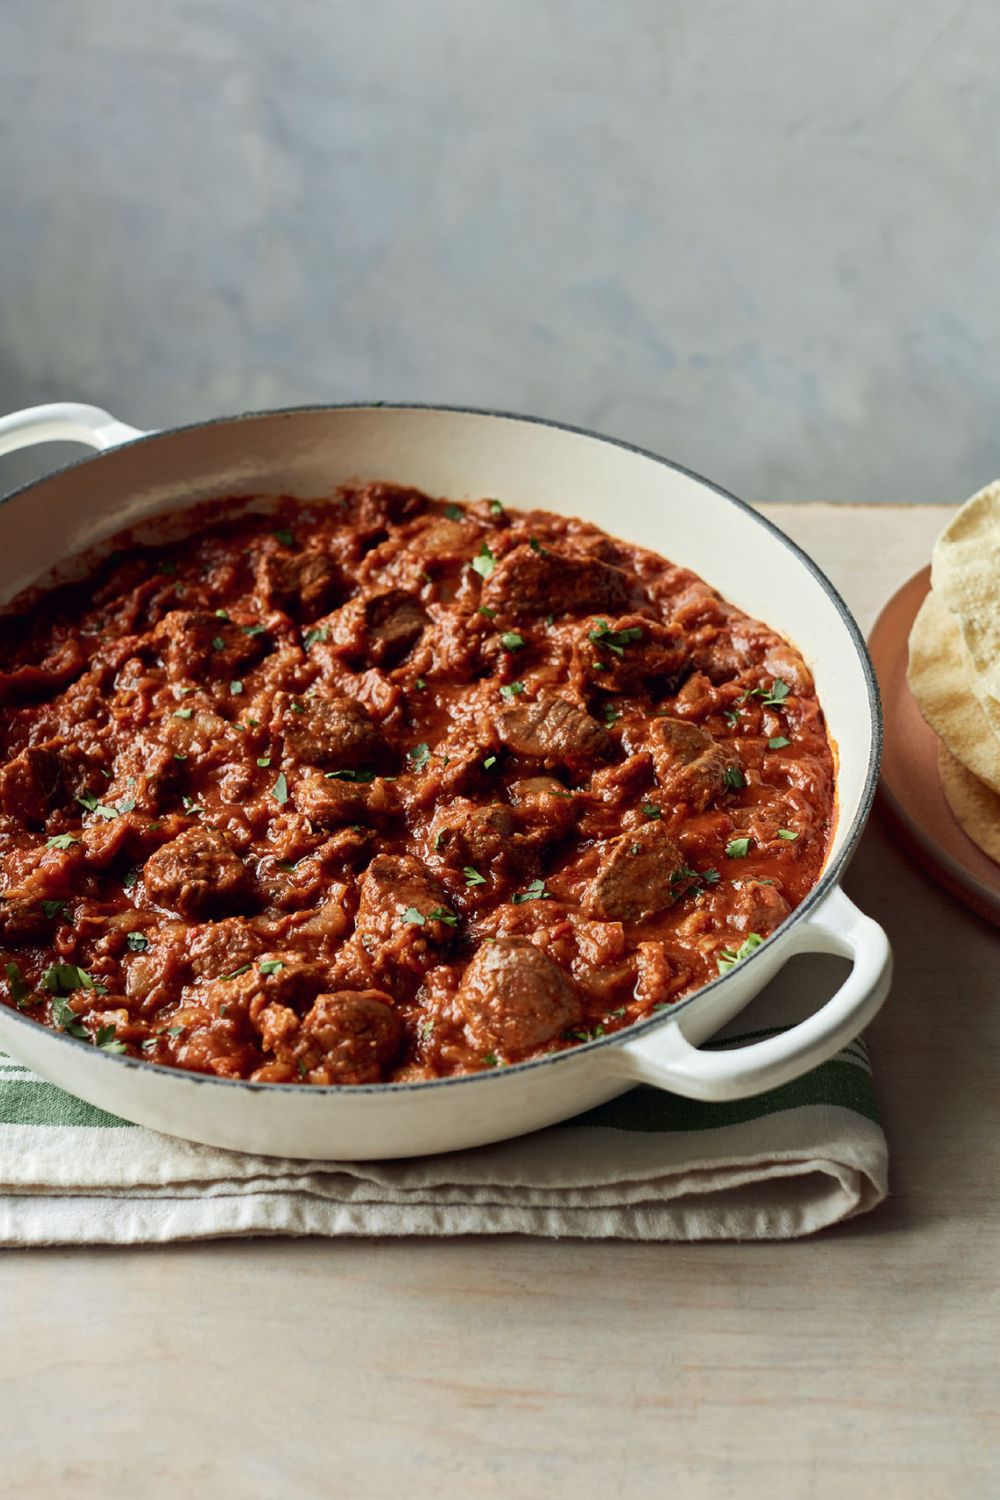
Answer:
0 401 883 1096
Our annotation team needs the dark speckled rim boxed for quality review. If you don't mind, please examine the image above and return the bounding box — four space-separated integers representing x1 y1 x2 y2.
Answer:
0 402 883 1098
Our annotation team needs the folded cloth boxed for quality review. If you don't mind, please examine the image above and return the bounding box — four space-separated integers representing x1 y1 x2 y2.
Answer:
0 982 887 1246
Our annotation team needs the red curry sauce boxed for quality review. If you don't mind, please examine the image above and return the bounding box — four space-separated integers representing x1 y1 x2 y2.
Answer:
0 485 835 1083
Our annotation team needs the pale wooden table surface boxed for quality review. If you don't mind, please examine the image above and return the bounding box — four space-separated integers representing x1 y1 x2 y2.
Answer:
4 504 998 1500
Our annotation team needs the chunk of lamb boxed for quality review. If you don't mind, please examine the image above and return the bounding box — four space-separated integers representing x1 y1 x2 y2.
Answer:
0 746 61 827
480 545 636 618
648 717 741 812
143 826 254 920
153 610 267 682
281 694 393 773
255 544 343 619
291 770 395 829
289 991 403 1084
431 802 532 880
582 820 685 922
456 937 581 1058
354 855 454 946
728 879 791 936
495 693 612 771
578 614 687 691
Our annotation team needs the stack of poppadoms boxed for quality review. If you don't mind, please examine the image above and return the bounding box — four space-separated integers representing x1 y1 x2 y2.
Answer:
908 481 1000 861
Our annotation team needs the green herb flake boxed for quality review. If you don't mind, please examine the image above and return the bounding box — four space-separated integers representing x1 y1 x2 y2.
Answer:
123 869 139 891
477 605 497 620
481 1053 499 1068
210 635 226 652
642 803 661 820
499 681 525 701
230 680 244 696
272 772 289 805
444 504 464 521
173 708 194 721
166 1024 186 1035
50 996 88 1038
777 828 799 841
5 962 31 1007
488 500 504 517
470 543 496 580
723 766 746 791
768 736 791 750
259 960 284 975
297 1058 308 1079
221 965 252 981
272 528 295 547
46 833 79 850
512 878 550 904
408 742 431 770
528 536 546 554
703 868 721 884
242 623 266 637
41 900 66 919
257 756 272 768
126 931 148 953
43 963 94 995
587 620 644 657
303 627 328 651
95 1024 127 1054
427 906 459 928
717 932 765 975
500 631 525 651
401 907 426 927
725 837 752 859
325 768 375 783
215 608 230 621
483 754 497 770
464 866 487 887
160 561 177 576
762 678 791 707
602 704 621 726
724 708 742 728
414 677 427 690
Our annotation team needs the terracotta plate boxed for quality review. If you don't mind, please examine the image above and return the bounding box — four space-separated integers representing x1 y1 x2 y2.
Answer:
869 566 1000 926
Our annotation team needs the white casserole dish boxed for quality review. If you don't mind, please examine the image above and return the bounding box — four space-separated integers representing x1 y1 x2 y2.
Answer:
0 402 891 1159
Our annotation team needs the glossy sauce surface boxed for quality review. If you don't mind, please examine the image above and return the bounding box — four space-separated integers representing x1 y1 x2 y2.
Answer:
0 486 835 1083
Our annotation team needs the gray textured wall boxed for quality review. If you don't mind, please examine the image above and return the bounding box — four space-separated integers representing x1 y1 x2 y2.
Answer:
1 1 997 503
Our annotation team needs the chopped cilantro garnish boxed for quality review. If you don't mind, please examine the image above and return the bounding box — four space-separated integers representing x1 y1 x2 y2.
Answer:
768 736 791 750
215 608 229 620
642 803 661 820
717 933 764 974
725 837 751 859
723 766 745 791
483 754 497 770
211 635 226 651
762 678 791 707
478 605 497 620
464 867 487 887
481 1053 499 1068
122 869 139 891
512 878 550 904
221 965 251 981
76 793 119 820
230 680 244 695
126 932 148 953
587 620 644 656
297 1058 308 1079
602 704 621 726
44 966 94 994
724 708 742 728
408 742 430 770
777 828 799 841
414 677 427 690
528 536 546 554
257 756 271 768
500 632 525 651
46 833 79 850
95 1024 127 1054
427 906 459 927
401 907 425 926
160 561 177 575
41 900 66 919
173 708 194 720
703 868 721 884
259 959 284 975
499 681 525 701
325 768 375 783
444 504 464 521
242 623 266 637
272 772 289 805
5 962 31 1007
470 543 496 579
272 528 295 546
50 996 88 1038
488 499 504 517
303 627 328 651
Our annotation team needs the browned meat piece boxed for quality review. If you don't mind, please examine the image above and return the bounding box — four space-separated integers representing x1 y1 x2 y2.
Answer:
111 734 180 814
456 937 581 1057
143 826 254 919
577 613 687 690
294 991 403 1083
0 746 61 826
363 590 428 666
507 776 578 837
582 820 685 921
153 610 267 682
185 916 263 980
480 544 636 618
354 855 453 946
431 802 533 880
495 693 612 769
290 769 395 828
0 889 53 941
255 544 343 619
648 717 741 811
353 482 428 528
280 694 393 772
728 879 791 936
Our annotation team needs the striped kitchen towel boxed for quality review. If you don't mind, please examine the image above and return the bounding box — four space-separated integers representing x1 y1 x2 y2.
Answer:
0 980 887 1246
